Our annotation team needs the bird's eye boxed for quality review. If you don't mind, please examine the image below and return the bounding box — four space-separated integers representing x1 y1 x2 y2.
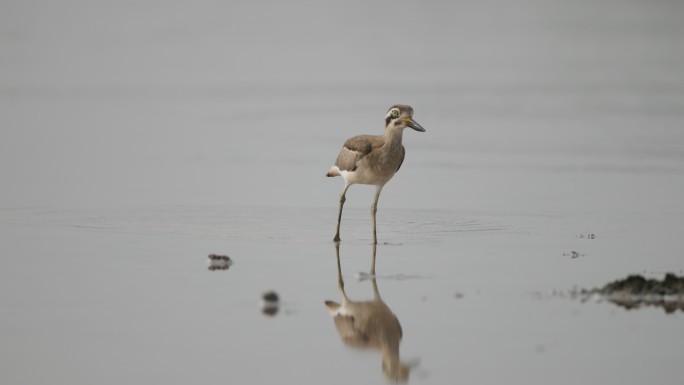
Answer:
391 110 399 118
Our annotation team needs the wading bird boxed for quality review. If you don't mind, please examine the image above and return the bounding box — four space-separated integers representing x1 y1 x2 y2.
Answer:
326 105 425 244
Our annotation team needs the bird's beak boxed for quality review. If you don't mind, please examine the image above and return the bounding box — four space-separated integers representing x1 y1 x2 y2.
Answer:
404 117 426 132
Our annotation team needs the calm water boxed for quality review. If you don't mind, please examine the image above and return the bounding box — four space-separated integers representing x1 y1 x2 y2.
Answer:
2 0 684 384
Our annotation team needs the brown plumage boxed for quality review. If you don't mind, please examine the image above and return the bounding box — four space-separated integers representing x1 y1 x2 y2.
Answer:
327 135 405 176
326 105 425 244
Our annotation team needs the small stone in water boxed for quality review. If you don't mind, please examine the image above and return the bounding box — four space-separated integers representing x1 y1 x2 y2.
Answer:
207 254 232 271
261 291 280 316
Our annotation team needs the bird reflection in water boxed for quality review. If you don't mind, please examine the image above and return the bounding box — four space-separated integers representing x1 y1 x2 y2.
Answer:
324 243 412 382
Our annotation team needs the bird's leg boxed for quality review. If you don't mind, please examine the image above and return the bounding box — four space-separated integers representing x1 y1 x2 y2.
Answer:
334 184 350 242
370 185 383 245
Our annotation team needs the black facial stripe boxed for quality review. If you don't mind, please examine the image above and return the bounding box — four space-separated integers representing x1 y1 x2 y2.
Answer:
384 107 406 126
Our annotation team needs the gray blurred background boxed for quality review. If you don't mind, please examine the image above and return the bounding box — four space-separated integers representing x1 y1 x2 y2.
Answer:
2 0 683 212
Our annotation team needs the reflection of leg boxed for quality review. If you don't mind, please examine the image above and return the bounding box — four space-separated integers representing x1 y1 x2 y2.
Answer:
335 242 348 301
334 184 350 243
370 185 383 245
335 242 343 290
370 244 381 300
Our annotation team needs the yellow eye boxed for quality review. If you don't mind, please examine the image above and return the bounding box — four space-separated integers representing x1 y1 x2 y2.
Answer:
391 110 399 118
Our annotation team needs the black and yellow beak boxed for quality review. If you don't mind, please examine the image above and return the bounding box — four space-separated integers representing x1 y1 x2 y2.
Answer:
404 117 426 132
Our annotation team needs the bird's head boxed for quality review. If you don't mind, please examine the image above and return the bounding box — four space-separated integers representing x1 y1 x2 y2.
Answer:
384 105 425 132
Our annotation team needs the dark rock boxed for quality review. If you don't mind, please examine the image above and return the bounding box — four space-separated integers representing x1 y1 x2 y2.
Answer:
593 273 684 313
262 291 279 302
261 291 280 316
208 254 231 262
600 273 684 296
207 254 232 271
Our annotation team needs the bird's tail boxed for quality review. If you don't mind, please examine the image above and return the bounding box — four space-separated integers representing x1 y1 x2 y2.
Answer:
325 166 340 177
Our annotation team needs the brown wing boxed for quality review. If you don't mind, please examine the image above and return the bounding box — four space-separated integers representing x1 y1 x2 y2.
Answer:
395 145 406 172
335 135 375 172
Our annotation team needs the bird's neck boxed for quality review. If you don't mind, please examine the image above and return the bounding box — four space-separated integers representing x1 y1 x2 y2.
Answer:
383 126 404 146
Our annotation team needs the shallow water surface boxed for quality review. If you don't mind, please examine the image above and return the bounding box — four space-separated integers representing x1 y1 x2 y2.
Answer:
1 206 683 384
